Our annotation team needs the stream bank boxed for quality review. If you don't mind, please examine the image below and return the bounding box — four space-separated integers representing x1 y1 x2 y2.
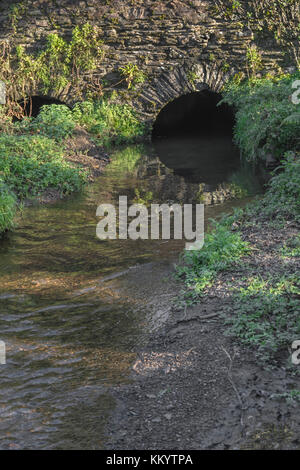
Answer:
1 70 299 448
105 212 300 450
104 73 300 450
0 138 262 450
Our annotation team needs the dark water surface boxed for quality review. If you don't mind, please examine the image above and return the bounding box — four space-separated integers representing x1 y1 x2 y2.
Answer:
0 139 260 449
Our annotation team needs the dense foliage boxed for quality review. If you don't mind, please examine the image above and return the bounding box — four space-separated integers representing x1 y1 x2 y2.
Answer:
0 180 17 233
0 98 146 234
72 98 146 147
0 134 87 200
0 105 90 235
257 153 300 221
224 275 300 364
14 105 76 141
221 73 300 162
178 73 300 370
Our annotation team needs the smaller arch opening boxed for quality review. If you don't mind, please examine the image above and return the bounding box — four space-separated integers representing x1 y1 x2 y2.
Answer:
17 95 68 119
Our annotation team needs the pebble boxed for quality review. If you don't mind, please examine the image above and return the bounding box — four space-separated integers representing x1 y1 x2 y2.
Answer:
152 417 161 423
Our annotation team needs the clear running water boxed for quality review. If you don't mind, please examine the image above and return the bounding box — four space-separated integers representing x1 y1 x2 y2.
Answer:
0 139 260 449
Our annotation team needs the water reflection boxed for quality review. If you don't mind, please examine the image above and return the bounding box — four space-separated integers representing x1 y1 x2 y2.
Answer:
0 140 261 449
153 136 241 186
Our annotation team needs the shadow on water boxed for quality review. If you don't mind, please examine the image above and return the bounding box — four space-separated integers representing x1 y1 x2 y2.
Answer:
0 133 262 448
152 90 242 186
153 136 241 186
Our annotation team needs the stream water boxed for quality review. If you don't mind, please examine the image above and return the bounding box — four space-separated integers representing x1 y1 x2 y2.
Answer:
0 137 261 449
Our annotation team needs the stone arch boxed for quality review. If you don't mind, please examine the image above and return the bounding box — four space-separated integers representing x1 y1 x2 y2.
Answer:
133 62 234 127
20 95 69 117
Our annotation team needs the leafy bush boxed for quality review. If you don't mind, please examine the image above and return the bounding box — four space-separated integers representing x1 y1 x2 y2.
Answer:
224 276 300 364
72 99 146 147
0 180 17 234
257 153 300 221
14 105 76 141
281 235 300 258
0 23 105 115
119 63 147 89
177 218 250 302
221 73 300 162
0 97 146 233
0 134 87 199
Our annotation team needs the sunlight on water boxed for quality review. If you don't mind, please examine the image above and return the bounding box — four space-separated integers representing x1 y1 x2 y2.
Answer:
0 140 261 449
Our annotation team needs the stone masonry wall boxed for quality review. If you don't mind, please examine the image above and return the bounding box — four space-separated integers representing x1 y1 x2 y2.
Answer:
0 0 297 124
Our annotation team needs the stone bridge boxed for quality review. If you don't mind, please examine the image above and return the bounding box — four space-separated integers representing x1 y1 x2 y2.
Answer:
0 0 297 125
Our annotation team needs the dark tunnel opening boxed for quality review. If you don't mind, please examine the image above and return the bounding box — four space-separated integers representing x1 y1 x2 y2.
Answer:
152 90 235 139
151 90 241 186
17 95 68 119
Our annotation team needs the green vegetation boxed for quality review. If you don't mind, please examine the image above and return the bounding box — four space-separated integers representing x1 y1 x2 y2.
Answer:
0 181 17 233
221 73 300 163
0 23 148 118
8 99 146 148
73 98 146 147
178 154 300 361
246 46 263 77
177 217 250 303
14 105 76 141
224 275 300 365
281 235 300 258
119 63 147 90
0 104 89 235
133 188 154 206
256 154 300 221
178 72 300 371
0 134 86 200
0 24 105 116
238 152 300 225
213 0 300 68
0 97 146 234
219 151 300 367
9 2 28 34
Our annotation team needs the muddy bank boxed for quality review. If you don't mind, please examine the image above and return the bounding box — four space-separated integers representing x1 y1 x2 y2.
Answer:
64 127 111 180
104 220 300 450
